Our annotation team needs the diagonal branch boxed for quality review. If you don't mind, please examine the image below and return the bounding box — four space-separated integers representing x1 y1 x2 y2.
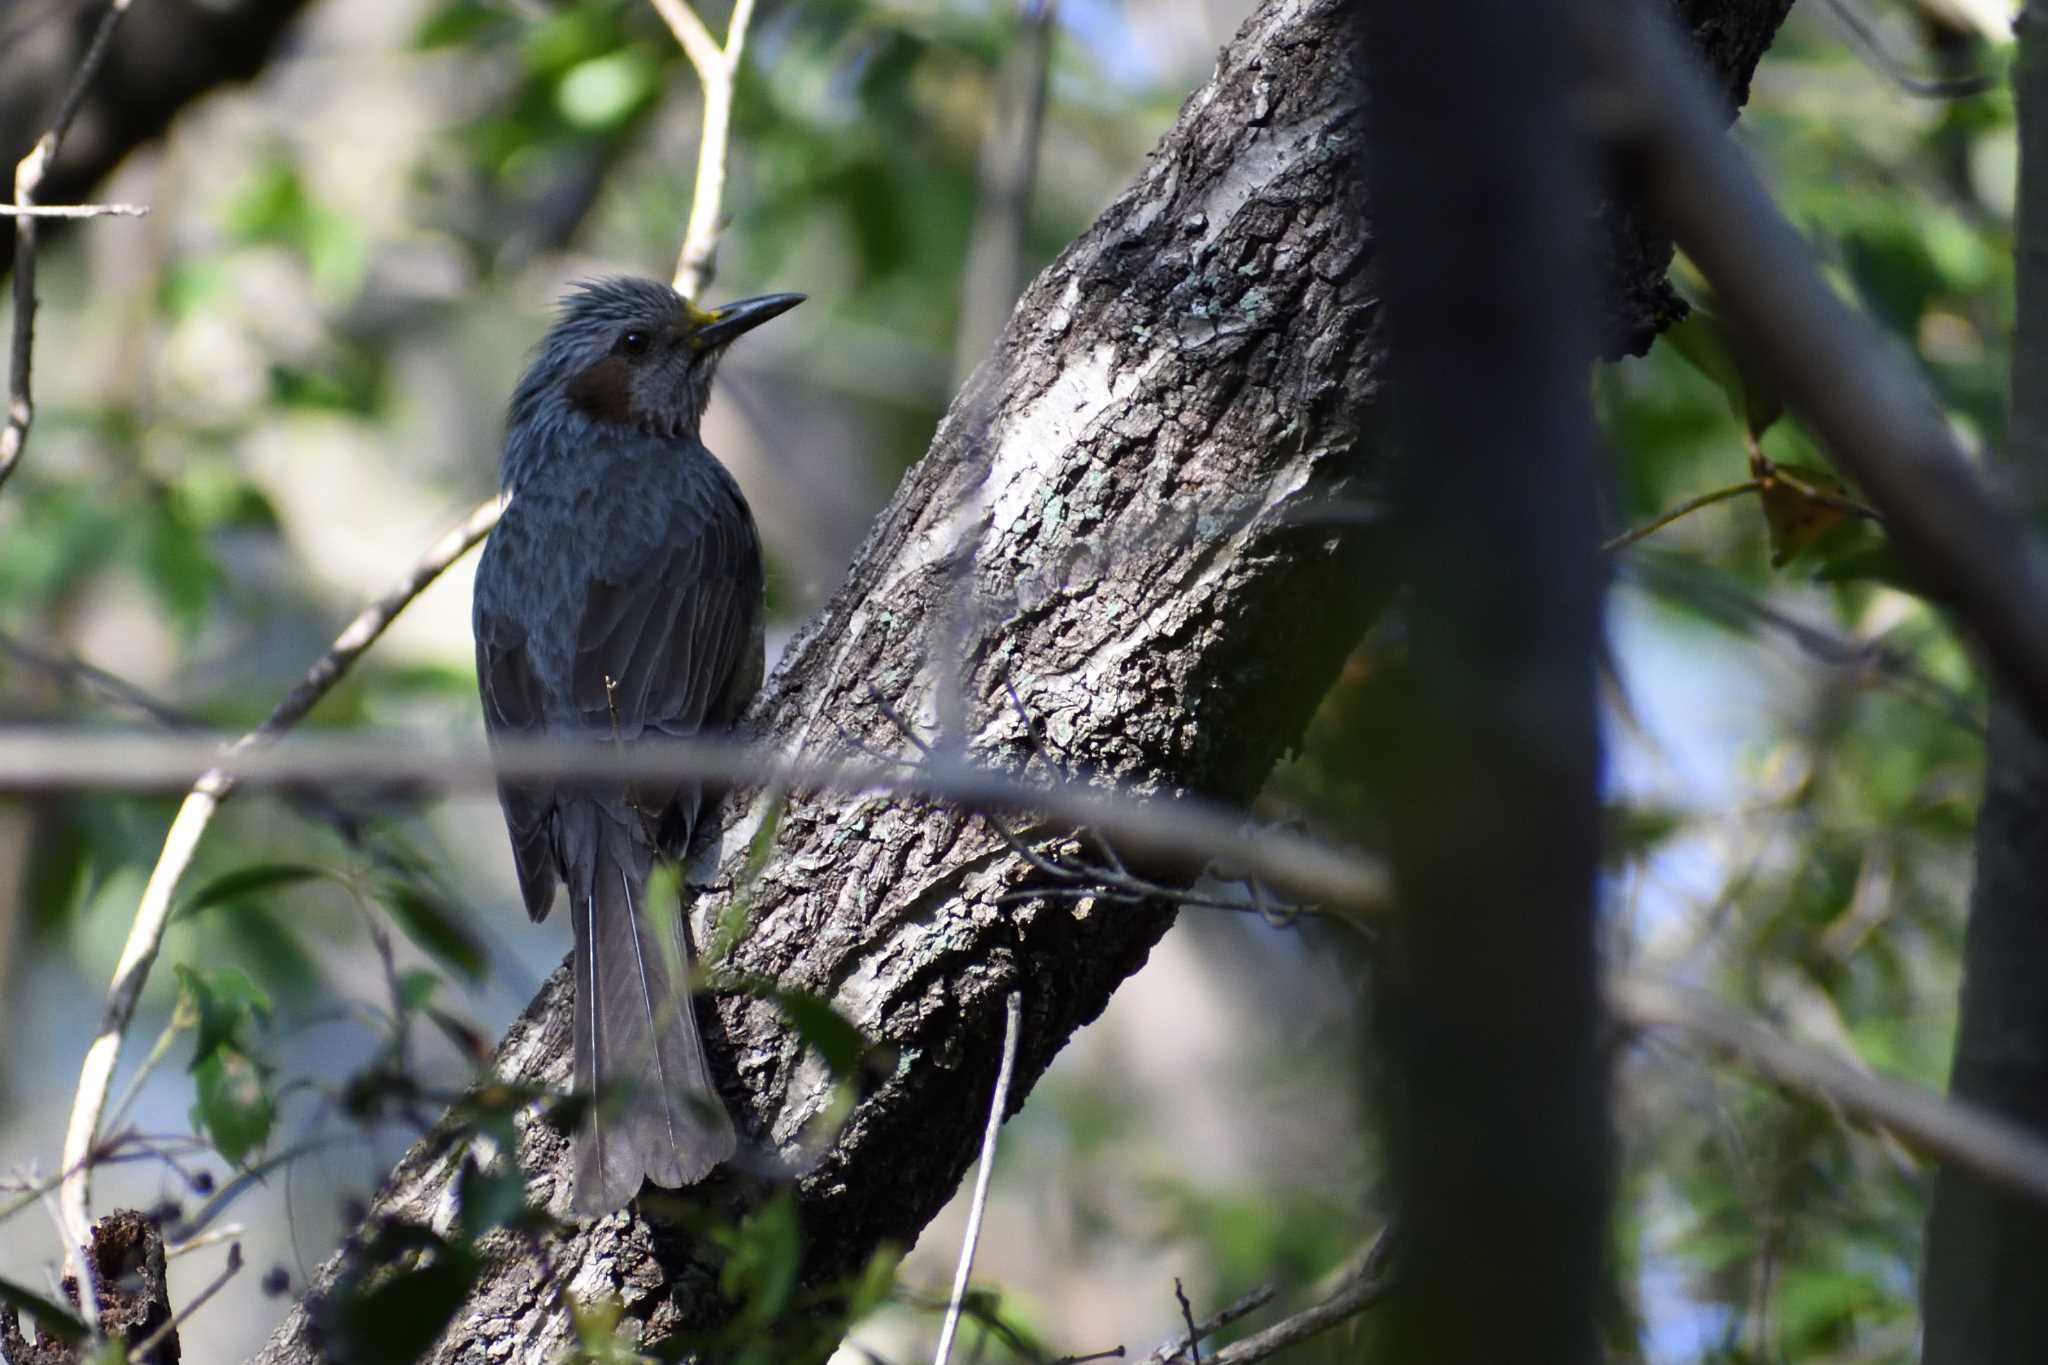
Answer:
54 497 500 1256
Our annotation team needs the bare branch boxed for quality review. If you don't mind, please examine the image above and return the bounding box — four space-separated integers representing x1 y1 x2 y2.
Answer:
1595 0 2048 734
0 727 1392 916
1137 1286 1277 1364
0 202 148 218
1 0 142 496
1818 0 2001 99
651 0 760 299
647 0 724 81
1197 1234 1395 1365
932 991 1023 1365
1611 973 2048 1210
1602 480 1761 552
54 496 500 1253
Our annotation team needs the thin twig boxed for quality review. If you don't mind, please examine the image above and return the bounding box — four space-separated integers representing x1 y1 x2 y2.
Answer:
0 728 1394 915
1 0 141 496
1141 1287 1278 1364
128 1241 241 1361
933 991 1024 1365
1625 555 1984 734
1198 1231 1396 1365
0 202 148 218
165 1224 243 1260
1819 0 2001 99
0 627 197 727
55 496 501 1252
42 1190 100 1332
1603 480 1762 552
1173 1280 1202 1365
650 0 760 298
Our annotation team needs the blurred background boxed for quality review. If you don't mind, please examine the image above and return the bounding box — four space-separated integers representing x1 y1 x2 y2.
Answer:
0 0 2017 1360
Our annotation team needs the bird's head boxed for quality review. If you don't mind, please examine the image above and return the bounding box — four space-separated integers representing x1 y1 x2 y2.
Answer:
508 276 803 452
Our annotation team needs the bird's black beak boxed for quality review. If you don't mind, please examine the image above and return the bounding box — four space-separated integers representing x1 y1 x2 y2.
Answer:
695 292 806 349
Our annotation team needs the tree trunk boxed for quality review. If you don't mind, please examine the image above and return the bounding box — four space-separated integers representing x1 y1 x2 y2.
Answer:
252 2 1792 1360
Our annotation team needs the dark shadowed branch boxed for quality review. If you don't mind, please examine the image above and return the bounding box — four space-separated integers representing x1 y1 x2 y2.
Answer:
1923 1 2048 1359
1363 0 1610 1363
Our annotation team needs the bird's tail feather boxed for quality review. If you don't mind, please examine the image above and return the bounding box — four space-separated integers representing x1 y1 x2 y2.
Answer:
565 801 736 1214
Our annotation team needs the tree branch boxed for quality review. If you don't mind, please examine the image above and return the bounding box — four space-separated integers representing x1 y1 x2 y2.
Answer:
1 0 141 495
1203 1246 1392 1365
0 201 147 218
650 0 758 299
1365 0 1609 1359
1613 974 2048 1211
1923 1 2048 1356
0 729 1392 916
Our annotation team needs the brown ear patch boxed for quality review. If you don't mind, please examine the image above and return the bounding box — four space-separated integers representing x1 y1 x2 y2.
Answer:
565 355 636 426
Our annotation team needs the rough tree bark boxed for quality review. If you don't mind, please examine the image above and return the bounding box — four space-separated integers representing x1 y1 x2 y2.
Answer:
251 2 1793 1360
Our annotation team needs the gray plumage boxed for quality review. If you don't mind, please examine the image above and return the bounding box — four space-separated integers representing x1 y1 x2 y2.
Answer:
473 275 801 1214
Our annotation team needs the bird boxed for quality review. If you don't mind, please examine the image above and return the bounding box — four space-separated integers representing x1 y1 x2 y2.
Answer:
472 275 803 1215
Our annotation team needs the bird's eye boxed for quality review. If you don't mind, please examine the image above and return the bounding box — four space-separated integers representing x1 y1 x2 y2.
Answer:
616 329 651 357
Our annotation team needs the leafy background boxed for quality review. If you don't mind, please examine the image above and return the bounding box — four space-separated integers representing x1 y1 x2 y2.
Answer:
0 0 2016 1360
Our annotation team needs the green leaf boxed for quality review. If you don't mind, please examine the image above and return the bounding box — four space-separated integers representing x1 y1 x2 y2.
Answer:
316 1224 481 1365
769 989 866 1080
1815 539 1922 595
1662 308 1783 439
714 1192 803 1328
414 0 499 50
178 863 331 921
191 1044 274 1165
556 48 659 130
456 1159 528 1240
380 883 487 982
175 963 272 1067
397 969 441 1012
137 497 218 637
0 1272 90 1343
175 964 274 1165
843 1243 903 1321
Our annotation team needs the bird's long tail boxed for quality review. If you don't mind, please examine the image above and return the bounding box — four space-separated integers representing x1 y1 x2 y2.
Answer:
563 801 736 1214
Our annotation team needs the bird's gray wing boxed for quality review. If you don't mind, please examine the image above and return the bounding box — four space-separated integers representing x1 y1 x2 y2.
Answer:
567 490 763 855
475 608 561 922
